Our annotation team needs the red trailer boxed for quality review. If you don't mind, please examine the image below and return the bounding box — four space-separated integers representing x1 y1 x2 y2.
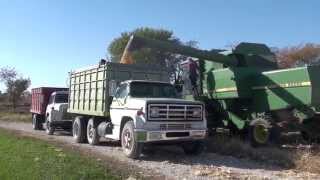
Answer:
31 87 68 130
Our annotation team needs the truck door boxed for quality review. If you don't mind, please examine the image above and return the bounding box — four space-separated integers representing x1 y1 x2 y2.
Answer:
109 83 129 139
46 94 62 122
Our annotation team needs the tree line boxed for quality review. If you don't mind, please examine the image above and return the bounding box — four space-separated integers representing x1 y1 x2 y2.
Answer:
0 67 30 111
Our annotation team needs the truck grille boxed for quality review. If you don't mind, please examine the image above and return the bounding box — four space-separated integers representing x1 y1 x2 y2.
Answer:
160 124 191 130
147 104 203 121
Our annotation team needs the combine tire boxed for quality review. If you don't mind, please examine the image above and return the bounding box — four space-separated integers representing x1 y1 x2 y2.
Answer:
73 116 87 143
270 125 281 144
87 118 100 145
301 131 319 143
121 121 143 159
181 141 205 155
248 121 270 147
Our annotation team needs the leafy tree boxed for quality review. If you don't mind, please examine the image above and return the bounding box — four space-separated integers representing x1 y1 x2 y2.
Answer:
276 43 320 68
0 67 30 110
0 67 17 82
108 27 199 83
108 27 181 66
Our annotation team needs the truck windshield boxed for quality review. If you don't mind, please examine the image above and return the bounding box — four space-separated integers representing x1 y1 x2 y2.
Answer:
55 94 68 103
130 82 178 98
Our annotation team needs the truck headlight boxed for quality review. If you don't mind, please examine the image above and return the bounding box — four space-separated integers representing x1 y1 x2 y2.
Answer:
150 107 160 117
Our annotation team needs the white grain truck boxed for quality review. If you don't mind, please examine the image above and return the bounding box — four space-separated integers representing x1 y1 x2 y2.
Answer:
67 62 207 158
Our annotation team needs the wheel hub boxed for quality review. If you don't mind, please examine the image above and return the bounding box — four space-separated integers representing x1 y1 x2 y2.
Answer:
88 124 93 140
123 129 132 149
254 124 269 144
73 123 79 137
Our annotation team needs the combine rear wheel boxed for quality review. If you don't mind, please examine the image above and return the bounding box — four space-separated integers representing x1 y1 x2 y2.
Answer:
181 141 205 155
248 121 270 147
301 117 320 143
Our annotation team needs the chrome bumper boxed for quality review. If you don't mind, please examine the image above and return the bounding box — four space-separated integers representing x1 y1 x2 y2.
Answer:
135 129 207 142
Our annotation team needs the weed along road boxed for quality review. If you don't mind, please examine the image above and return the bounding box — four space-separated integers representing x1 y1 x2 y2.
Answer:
0 121 318 180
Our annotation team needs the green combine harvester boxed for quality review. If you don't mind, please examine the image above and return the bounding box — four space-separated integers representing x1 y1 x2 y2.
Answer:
120 35 320 146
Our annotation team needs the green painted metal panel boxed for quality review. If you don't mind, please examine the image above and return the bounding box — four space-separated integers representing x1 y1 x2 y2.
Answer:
206 67 257 99
68 62 169 117
252 67 312 112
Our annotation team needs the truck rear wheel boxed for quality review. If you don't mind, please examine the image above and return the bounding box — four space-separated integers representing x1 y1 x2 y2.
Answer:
87 118 100 145
73 116 87 143
45 117 55 135
181 141 205 155
121 121 143 159
32 114 42 130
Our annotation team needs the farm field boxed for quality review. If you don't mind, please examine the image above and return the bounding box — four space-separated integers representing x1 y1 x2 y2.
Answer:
0 128 119 180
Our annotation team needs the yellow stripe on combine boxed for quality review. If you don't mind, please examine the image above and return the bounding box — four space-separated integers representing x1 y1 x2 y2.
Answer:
215 87 238 93
213 81 311 93
252 81 311 90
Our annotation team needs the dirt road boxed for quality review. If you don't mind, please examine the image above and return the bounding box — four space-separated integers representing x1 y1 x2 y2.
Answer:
0 121 317 180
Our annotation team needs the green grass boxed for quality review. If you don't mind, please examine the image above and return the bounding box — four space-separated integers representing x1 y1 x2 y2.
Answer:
0 112 31 122
0 129 119 180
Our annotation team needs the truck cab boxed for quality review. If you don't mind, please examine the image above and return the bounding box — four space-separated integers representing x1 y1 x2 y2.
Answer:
45 91 73 135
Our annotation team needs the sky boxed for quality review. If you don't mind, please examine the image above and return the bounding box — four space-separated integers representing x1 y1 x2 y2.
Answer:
0 0 319 91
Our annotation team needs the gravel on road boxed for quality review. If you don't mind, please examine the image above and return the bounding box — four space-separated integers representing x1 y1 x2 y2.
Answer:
0 121 318 180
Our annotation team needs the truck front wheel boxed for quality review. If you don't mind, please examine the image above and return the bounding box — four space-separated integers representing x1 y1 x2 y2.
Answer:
121 121 143 159
73 116 87 143
45 117 55 135
87 118 100 145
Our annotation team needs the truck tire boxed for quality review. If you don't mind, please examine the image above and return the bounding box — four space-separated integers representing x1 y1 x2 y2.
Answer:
45 117 55 135
32 114 42 130
121 121 143 159
181 141 205 155
248 121 270 147
87 118 100 145
73 116 87 143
